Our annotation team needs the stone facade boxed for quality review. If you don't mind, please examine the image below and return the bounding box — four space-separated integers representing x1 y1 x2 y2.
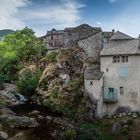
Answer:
84 31 140 117
45 29 64 54
78 32 102 58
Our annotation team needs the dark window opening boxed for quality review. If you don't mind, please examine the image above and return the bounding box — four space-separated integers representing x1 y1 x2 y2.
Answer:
109 88 114 92
90 81 93 85
51 36 53 40
120 87 124 95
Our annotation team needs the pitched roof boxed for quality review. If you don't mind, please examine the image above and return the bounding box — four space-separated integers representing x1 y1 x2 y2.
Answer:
47 29 64 35
110 31 134 40
68 24 102 41
102 31 114 38
100 39 140 56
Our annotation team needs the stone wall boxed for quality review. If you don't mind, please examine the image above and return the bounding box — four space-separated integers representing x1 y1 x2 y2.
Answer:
78 32 102 58
63 24 102 47
101 55 140 115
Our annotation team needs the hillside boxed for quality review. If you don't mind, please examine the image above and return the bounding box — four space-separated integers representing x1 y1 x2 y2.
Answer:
0 29 15 40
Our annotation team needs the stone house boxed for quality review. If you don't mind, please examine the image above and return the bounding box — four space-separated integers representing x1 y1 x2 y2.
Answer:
78 29 114 58
45 29 64 54
85 31 140 117
39 24 114 55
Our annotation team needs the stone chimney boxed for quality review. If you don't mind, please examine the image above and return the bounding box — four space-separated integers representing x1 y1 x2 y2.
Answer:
138 34 140 49
112 29 115 33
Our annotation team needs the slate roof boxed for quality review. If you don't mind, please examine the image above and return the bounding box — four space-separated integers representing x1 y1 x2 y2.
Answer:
100 31 140 56
47 29 64 36
102 31 114 38
110 31 134 40
100 39 140 56
84 66 104 80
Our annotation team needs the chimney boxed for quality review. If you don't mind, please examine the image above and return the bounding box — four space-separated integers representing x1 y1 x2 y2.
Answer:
112 29 115 33
138 34 140 49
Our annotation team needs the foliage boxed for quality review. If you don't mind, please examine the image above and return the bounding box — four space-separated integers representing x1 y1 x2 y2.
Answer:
0 29 14 40
78 123 101 140
55 103 76 119
51 87 60 98
0 27 45 82
63 129 76 140
45 51 58 63
17 69 41 96
0 74 8 87
68 79 81 91
42 99 52 108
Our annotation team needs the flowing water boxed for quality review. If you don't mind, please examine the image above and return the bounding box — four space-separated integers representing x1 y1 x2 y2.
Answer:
7 103 62 140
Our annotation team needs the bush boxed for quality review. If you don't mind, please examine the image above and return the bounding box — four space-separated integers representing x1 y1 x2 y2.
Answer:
78 124 101 140
51 87 60 98
63 129 76 140
17 69 41 97
42 99 52 108
46 51 58 63
68 79 81 91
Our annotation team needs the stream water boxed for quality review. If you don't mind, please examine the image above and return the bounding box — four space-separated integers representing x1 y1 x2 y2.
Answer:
7 103 63 140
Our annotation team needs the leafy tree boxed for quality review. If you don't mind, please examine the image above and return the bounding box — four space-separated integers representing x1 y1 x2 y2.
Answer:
0 27 45 82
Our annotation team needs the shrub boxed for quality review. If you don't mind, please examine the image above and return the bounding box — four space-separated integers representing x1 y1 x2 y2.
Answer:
63 129 76 140
42 99 52 108
51 87 60 98
17 69 41 97
78 124 101 140
68 79 81 91
0 74 6 85
46 51 58 63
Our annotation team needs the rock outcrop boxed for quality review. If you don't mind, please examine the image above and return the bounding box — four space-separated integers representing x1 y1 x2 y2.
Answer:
36 47 95 121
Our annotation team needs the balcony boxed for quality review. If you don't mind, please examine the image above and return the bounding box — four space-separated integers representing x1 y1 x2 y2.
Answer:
103 87 118 103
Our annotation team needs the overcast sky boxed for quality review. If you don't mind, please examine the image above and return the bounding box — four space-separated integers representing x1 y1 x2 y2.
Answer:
0 0 140 37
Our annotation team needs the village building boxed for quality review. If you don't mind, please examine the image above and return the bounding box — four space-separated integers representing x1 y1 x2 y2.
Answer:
45 29 64 54
85 31 140 117
38 24 114 55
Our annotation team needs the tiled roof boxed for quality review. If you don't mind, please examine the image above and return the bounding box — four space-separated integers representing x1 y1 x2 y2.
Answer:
110 31 134 40
100 39 140 56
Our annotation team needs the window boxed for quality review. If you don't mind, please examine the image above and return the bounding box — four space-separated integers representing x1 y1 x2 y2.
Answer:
109 88 114 93
113 56 117 63
90 81 93 85
116 56 120 63
113 55 128 63
51 35 53 40
126 56 128 62
121 56 125 63
106 68 108 72
120 87 124 95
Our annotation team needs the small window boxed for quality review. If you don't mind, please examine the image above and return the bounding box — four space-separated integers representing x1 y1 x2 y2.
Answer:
90 81 93 85
51 36 53 40
120 87 124 95
126 56 128 62
121 56 125 63
113 56 117 63
109 88 114 92
116 56 120 63
106 68 108 72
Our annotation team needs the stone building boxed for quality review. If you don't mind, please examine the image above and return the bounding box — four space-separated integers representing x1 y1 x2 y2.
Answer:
39 24 114 55
64 24 102 47
45 29 64 54
77 29 114 58
78 32 102 58
85 31 140 117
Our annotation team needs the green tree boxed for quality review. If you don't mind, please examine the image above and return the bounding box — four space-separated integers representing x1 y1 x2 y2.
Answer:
0 27 45 82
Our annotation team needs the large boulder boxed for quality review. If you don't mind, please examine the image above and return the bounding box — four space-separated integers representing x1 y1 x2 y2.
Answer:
0 131 8 140
0 114 39 128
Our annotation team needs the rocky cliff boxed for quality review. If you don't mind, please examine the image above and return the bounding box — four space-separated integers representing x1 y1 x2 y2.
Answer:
36 47 95 121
